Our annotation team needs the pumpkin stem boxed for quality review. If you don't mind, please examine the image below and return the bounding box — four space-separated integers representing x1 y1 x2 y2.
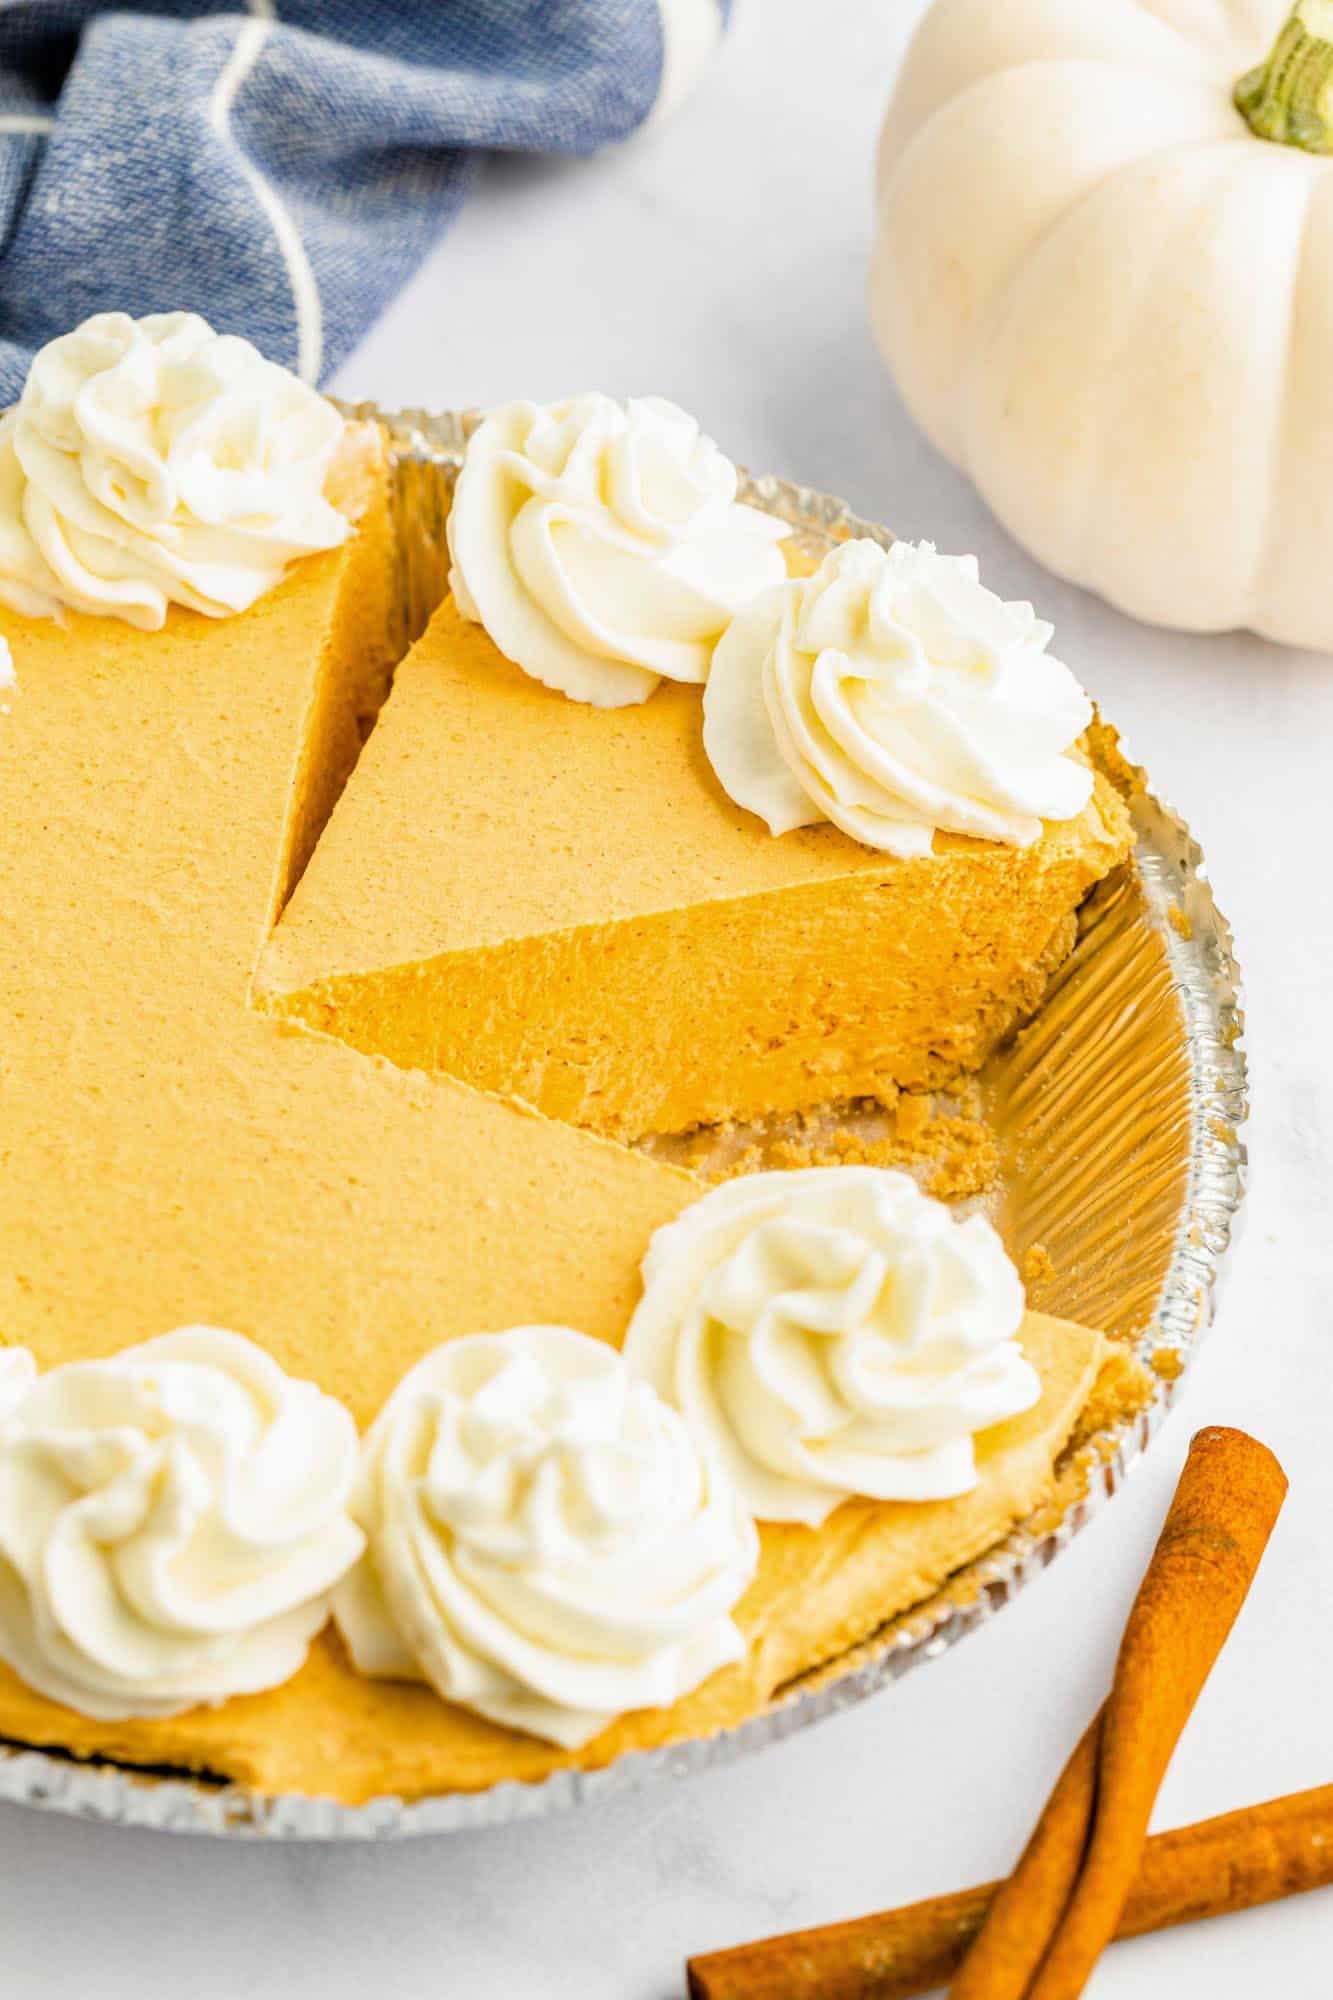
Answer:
1236 0 1333 152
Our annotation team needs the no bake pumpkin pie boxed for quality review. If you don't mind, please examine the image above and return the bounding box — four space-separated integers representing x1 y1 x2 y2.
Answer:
0 343 1128 1804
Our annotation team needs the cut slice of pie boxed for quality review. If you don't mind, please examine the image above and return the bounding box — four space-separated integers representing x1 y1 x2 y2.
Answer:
256 595 1134 1141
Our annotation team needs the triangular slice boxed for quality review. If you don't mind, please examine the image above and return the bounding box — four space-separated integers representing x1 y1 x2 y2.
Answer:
258 596 1133 1140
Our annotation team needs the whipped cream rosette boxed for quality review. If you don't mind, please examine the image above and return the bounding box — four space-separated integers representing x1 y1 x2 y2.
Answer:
0 311 351 629
335 1324 758 1748
624 1167 1041 1527
0 1328 363 1718
446 392 789 706
704 537 1094 856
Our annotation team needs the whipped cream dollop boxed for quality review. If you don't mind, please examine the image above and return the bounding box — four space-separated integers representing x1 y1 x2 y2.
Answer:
334 1325 758 1748
703 538 1094 856
446 393 789 707
0 311 351 630
623 1168 1040 1526
0 635 14 708
0 1328 363 1718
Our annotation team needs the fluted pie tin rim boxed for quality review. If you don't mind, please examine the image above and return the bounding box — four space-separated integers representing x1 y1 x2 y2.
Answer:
0 406 1248 1839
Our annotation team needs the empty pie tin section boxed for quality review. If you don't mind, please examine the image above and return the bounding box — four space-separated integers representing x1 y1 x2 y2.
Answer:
0 409 1247 1838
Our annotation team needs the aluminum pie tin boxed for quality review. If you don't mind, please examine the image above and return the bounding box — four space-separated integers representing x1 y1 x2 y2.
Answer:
0 409 1247 1839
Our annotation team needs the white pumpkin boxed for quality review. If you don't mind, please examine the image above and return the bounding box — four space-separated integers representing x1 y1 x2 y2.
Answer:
871 0 1333 651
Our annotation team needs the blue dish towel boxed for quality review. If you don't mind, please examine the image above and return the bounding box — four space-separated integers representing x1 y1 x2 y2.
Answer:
0 1 728 402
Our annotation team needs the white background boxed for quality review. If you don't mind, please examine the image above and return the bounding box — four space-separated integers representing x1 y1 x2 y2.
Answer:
3 2 1331 1992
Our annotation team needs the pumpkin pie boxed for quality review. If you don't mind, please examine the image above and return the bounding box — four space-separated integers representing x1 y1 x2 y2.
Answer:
0 372 1124 1803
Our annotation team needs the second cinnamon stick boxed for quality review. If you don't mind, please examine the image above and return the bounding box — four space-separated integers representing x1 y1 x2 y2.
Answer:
686 1784 1333 2000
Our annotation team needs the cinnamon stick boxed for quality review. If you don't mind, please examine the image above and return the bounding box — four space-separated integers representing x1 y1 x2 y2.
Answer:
689 1426 1290 2000
685 1784 1333 2000
955 1426 1287 2000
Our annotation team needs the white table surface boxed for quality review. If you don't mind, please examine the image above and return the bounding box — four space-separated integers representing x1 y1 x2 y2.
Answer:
3 3 1331 1992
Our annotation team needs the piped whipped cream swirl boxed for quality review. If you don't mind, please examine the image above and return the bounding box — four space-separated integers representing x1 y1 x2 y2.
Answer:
446 393 789 707
334 1325 758 1748
624 1168 1040 1526
0 311 351 630
704 538 1094 856
0 1328 363 1719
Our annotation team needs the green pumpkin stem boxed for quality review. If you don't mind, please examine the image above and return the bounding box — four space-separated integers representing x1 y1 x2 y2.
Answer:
1237 1 1333 152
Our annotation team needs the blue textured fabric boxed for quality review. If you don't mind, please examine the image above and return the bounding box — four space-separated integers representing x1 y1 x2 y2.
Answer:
0 2 727 400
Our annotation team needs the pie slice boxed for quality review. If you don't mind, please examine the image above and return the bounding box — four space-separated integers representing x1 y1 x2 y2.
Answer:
256 595 1133 1140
